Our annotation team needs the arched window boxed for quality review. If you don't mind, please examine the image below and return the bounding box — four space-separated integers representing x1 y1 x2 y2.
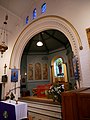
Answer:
54 57 64 77
25 16 29 24
33 8 37 19
41 3 46 13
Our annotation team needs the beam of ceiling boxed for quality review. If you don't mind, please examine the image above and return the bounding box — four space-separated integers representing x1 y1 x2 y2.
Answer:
40 33 49 53
44 31 66 48
23 29 70 54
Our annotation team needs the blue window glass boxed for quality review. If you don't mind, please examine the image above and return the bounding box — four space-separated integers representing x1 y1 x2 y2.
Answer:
26 16 29 24
33 8 37 19
41 3 46 13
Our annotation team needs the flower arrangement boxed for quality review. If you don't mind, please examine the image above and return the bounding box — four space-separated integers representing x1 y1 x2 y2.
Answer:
47 82 64 103
5 92 15 100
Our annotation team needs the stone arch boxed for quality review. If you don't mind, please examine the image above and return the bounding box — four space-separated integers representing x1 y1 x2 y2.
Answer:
9 15 83 81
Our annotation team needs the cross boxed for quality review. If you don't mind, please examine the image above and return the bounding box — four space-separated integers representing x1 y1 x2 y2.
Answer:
4 64 7 74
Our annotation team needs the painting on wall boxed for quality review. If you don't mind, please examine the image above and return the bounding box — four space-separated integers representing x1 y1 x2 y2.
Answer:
11 69 18 82
35 63 42 80
43 63 48 79
28 64 33 80
86 28 90 47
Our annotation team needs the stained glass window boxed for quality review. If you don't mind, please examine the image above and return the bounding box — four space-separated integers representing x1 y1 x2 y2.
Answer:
33 8 37 19
54 58 64 77
26 16 29 24
41 3 46 13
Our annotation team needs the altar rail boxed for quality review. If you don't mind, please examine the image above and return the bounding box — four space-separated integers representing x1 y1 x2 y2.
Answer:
20 97 62 120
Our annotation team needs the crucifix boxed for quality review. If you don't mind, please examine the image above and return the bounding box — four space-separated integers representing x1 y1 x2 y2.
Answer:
4 64 7 74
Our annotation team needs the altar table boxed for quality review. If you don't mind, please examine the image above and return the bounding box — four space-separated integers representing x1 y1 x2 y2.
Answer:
0 100 27 120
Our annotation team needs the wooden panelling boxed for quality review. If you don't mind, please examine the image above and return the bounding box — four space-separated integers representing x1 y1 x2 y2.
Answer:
62 87 90 120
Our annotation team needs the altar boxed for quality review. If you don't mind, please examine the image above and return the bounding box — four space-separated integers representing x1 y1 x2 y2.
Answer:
0 100 27 120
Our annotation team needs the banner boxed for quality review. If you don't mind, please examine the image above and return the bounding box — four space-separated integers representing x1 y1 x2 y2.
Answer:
11 69 18 82
72 56 79 80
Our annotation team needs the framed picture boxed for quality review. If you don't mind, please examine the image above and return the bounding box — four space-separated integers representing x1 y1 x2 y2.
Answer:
28 64 33 80
86 28 90 47
35 63 42 80
11 69 18 82
2 75 8 82
43 63 48 79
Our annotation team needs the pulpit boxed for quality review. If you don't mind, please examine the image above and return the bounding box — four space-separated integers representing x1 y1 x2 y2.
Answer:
0 100 27 120
62 87 90 120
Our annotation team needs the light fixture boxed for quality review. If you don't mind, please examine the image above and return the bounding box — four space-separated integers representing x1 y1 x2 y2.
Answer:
36 33 43 47
37 41 43 46
25 72 27 76
0 15 8 57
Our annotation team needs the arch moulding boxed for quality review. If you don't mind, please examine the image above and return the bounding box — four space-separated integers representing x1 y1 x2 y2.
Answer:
9 15 83 79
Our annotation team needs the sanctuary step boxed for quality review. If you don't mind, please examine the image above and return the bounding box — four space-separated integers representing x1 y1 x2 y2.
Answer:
20 96 62 120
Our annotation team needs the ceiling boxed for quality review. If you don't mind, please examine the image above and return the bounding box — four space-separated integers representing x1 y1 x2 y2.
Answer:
0 0 36 18
23 29 71 54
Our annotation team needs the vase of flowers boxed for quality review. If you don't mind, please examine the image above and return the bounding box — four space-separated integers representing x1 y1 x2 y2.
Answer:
47 82 64 103
5 92 15 100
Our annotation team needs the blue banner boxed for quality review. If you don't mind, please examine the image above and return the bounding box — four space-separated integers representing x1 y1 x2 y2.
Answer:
11 69 18 82
72 56 79 80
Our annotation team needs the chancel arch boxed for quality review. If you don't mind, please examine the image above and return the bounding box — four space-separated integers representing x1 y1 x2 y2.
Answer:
9 15 83 87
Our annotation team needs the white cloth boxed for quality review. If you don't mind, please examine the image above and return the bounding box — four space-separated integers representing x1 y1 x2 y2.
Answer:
1 100 27 120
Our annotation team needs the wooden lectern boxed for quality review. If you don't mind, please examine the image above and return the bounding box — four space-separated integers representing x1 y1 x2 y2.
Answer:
62 87 90 120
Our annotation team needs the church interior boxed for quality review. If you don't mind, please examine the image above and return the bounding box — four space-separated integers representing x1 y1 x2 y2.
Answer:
0 0 90 120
